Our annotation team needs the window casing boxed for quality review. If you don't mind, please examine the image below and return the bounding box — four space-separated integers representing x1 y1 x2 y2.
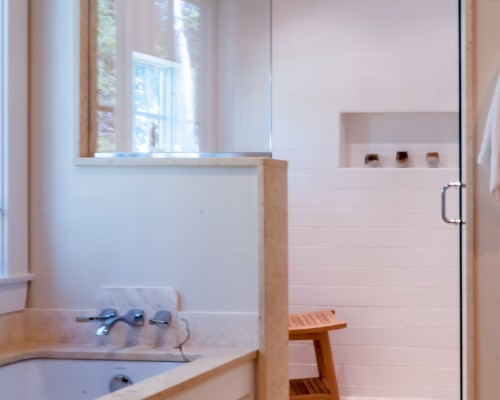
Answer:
0 0 31 313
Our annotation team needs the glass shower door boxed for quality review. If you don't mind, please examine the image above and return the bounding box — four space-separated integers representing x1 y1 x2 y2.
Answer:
279 0 465 399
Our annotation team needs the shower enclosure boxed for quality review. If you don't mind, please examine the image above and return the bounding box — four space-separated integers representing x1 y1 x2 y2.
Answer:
273 1 466 399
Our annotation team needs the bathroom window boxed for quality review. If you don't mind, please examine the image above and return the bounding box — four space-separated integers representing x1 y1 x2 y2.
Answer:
0 0 31 313
80 0 273 157
132 52 178 152
82 0 205 156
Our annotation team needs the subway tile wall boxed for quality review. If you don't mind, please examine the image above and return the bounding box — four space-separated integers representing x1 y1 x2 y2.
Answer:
216 0 271 152
273 0 461 399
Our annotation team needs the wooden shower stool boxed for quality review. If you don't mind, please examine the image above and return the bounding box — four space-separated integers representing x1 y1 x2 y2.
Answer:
289 310 347 400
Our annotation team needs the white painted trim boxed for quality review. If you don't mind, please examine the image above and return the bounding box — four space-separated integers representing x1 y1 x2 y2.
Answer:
0 0 28 313
0 280 28 314
0 274 33 286
132 51 180 69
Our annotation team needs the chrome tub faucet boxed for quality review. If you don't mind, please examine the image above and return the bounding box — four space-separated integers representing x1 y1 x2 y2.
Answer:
76 308 145 336
76 308 117 323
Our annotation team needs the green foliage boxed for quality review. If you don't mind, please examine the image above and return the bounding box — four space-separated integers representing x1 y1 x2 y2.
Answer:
97 0 116 106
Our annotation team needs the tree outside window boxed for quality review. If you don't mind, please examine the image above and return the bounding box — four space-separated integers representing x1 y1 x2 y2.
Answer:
93 0 202 154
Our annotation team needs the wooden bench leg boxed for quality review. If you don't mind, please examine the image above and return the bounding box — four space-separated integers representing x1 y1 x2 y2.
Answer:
313 332 340 400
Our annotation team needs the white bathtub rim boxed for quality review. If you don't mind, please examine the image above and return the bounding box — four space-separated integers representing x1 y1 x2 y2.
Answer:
0 344 258 400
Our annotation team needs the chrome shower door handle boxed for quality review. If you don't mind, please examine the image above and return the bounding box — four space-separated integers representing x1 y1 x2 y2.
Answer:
441 182 465 225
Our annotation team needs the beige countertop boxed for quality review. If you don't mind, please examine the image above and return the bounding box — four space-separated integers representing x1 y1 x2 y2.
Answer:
0 343 258 400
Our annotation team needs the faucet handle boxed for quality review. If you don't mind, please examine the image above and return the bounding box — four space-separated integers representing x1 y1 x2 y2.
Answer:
149 310 171 326
75 308 117 323
125 309 145 327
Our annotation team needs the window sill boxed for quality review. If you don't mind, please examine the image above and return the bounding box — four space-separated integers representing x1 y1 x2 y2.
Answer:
74 157 286 168
0 274 33 314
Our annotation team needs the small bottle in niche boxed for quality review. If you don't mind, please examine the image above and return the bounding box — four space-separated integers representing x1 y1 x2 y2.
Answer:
364 153 379 168
395 151 409 168
426 152 440 168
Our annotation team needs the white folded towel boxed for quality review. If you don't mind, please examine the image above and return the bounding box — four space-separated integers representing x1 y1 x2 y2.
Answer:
478 73 500 202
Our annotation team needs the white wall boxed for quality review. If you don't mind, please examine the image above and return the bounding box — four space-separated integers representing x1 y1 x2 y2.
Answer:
214 0 271 153
215 0 271 153
273 0 461 398
29 0 259 313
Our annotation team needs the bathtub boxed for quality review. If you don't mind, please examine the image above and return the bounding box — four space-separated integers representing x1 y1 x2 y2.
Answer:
0 358 186 399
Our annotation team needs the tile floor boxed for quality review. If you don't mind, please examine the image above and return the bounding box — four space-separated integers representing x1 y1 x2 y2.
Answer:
343 398 437 400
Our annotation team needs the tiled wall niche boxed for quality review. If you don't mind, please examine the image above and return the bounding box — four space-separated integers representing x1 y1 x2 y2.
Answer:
340 112 459 168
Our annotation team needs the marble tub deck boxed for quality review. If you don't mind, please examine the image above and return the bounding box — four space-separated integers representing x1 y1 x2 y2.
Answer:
0 343 257 400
